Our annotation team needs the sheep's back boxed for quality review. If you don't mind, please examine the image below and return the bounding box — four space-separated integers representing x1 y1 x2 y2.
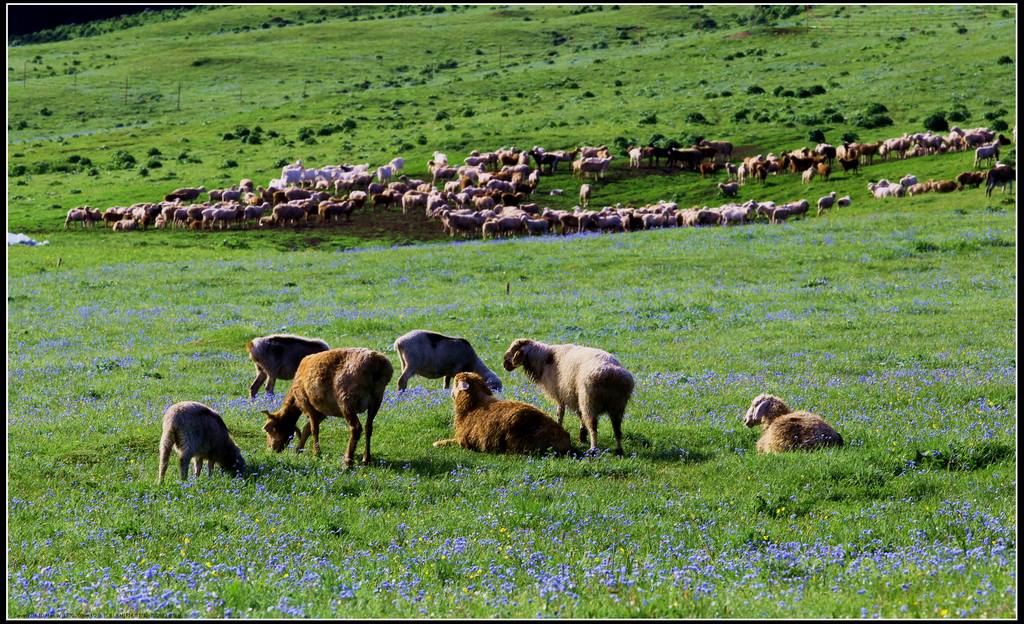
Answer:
162 401 234 455
295 348 393 416
457 401 570 454
758 411 843 453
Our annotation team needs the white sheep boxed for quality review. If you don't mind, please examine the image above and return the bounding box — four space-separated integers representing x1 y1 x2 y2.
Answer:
579 184 592 208
816 191 837 216
502 339 634 455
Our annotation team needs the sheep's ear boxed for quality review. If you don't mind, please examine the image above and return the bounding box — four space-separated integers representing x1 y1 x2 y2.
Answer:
262 422 274 433
752 398 772 422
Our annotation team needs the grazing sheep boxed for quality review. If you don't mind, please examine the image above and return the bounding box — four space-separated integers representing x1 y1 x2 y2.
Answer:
393 330 502 392
973 142 1000 168
801 167 815 185
157 401 245 484
502 338 634 455
262 348 393 468
718 182 740 197
929 179 957 193
433 372 573 455
907 183 932 196
246 334 330 399
816 191 837 216
985 164 1015 196
743 394 844 453
579 184 592 208
837 155 859 173
900 174 918 187
64 206 101 229
836 195 852 207
955 170 986 190
164 186 206 202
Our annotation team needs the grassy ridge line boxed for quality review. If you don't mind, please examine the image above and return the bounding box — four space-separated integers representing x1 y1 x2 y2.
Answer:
8 4 1015 240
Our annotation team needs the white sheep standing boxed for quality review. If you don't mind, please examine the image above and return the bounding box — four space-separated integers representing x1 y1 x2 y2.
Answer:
816 191 837 216
579 184 592 208
502 339 634 455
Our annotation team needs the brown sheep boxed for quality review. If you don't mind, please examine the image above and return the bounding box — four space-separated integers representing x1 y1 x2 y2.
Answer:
743 394 844 453
816 162 831 181
929 179 957 193
262 348 393 468
433 372 573 456
158 401 245 483
837 156 860 173
955 171 986 190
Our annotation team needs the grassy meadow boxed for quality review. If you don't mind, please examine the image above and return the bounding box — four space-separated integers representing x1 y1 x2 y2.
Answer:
6 4 1018 618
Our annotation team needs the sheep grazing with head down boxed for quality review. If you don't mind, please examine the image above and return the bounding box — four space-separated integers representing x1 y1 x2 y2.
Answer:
433 372 573 455
262 348 393 468
393 330 502 391
157 401 245 484
503 338 634 455
743 394 844 453
246 334 330 399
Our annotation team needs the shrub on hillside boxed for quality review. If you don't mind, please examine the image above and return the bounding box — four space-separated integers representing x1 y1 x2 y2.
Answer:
923 113 949 132
110 150 136 170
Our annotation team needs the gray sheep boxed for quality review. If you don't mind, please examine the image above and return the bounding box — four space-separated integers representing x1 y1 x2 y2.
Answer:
245 334 330 399
157 401 245 483
394 330 502 391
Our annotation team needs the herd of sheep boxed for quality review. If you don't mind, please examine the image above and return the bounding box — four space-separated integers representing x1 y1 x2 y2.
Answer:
158 331 845 483
63 124 1015 235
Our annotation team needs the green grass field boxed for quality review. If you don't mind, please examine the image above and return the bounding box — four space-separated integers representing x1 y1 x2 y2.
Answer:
6 4 1017 618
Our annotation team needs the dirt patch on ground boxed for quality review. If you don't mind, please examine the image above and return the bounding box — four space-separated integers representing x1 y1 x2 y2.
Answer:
771 26 809 36
727 30 752 40
732 145 766 159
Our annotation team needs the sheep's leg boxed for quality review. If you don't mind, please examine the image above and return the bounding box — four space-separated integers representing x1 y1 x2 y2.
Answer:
556 404 565 426
194 458 204 477
295 421 312 453
309 414 324 457
363 392 384 465
397 356 412 391
207 461 215 477
579 401 600 452
179 453 193 482
341 411 363 469
609 408 626 457
265 375 278 396
443 375 452 389
157 434 174 485
249 367 267 399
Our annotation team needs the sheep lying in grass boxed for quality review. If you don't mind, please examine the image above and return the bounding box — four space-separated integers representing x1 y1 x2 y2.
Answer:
393 330 502 391
433 372 573 455
158 402 245 484
503 338 634 455
246 334 330 399
262 348 393 468
743 394 844 453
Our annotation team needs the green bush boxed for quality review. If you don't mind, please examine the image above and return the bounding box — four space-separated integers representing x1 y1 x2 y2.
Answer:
923 112 949 132
110 150 137 170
